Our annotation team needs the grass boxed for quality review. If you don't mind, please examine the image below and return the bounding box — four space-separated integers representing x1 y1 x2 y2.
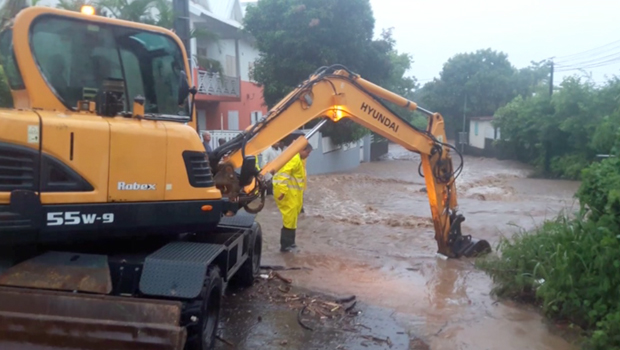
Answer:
476 212 620 350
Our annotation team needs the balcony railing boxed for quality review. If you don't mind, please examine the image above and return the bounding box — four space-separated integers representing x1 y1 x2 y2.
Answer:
196 70 241 98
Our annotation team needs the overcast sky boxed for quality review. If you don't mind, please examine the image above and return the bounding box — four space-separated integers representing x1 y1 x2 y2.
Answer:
369 0 620 87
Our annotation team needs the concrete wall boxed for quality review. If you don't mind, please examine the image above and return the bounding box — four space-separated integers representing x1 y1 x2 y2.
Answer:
304 132 363 175
194 35 257 81
214 82 267 130
370 141 389 161
238 41 259 82
201 129 371 175
468 119 499 149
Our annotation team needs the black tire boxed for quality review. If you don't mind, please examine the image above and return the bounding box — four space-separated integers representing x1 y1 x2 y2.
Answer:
233 223 262 287
184 265 223 350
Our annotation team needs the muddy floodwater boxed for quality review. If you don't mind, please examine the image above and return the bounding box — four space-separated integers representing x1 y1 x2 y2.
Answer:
219 144 582 350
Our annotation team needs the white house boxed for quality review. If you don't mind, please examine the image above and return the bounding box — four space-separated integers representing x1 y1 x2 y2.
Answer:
187 0 268 133
468 116 500 149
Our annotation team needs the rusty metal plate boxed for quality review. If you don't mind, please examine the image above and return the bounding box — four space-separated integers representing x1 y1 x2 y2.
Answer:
0 286 186 350
0 251 112 294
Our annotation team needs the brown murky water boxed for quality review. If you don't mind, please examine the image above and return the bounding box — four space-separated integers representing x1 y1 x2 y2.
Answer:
254 144 581 350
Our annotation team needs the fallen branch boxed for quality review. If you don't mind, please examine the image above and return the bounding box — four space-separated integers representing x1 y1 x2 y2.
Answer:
297 306 314 331
361 335 393 347
260 265 312 271
216 335 234 348
335 295 356 303
434 321 448 336
356 323 372 331
345 301 357 312
274 272 292 284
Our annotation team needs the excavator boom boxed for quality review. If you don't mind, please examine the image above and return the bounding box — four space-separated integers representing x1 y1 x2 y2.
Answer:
213 65 491 258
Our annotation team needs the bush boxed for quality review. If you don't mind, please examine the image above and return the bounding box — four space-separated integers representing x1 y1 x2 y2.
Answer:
0 65 13 108
549 153 590 180
410 114 427 130
477 156 620 349
493 76 620 180
577 155 620 224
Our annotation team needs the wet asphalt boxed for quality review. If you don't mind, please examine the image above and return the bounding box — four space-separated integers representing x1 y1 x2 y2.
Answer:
216 278 428 350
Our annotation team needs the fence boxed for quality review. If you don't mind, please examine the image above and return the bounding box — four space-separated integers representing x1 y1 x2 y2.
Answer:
304 132 369 175
201 130 242 150
196 70 241 98
199 129 373 175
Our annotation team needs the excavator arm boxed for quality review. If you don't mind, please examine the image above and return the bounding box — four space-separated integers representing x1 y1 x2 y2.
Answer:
211 64 490 258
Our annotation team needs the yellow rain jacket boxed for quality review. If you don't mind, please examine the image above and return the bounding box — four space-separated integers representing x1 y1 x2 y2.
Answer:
273 153 306 229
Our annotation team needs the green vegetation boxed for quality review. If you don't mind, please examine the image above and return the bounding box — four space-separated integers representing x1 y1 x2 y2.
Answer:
414 47 620 180
414 49 549 137
493 77 620 179
243 0 418 145
477 138 620 349
0 66 12 108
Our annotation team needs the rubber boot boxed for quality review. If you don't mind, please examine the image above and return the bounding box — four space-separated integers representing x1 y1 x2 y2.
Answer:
280 227 295 252
290 229 297 249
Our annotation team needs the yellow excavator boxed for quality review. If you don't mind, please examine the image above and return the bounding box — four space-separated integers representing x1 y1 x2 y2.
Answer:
0 5 490 350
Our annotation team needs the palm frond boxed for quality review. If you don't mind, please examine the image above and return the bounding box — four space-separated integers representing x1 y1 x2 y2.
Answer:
0 0 28 30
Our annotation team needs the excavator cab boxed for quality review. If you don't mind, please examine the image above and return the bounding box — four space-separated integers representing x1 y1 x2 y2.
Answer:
0 6 239 350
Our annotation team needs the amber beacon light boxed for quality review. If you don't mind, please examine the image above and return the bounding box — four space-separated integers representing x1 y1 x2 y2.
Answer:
80 5 95 15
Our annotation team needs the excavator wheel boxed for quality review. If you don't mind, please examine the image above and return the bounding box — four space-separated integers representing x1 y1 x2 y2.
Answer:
183 265 223 350
231 222 263 288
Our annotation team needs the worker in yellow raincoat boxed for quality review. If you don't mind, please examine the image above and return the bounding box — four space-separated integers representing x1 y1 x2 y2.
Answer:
272 143 313 252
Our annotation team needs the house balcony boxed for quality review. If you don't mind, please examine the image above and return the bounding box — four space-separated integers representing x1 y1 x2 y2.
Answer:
194 69 241 102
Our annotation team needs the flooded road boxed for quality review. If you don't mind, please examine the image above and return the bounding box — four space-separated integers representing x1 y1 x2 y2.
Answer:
220 144 581 349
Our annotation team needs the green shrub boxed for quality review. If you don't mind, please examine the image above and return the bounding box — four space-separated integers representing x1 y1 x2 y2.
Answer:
577 156 620 224
410 114 427 130
478 155 620 349
549 153 590 180
0 65 13 108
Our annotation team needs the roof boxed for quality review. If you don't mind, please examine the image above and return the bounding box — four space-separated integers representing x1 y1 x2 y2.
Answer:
470 116 494 121
190 0 244 29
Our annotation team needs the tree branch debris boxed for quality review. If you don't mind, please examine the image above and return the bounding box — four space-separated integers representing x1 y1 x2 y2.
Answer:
250 267 398 346
254 268 361 333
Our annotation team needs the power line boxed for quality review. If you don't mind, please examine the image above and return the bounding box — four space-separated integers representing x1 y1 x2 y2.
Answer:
556 52 620 70
546 39 620 73
555 55 620 72
553 39 620 65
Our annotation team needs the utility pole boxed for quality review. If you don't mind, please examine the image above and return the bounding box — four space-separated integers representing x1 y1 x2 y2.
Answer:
172 0 191 64
549 60 554 96
544 59 554 174
461 95 467 154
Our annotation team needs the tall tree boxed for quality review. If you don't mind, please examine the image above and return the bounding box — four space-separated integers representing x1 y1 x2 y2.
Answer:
243 0 413 144
415 49 549 137
494 75 620 179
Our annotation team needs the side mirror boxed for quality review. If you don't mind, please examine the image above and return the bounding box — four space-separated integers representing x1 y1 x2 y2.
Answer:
239 156 259 187
178 70 190 106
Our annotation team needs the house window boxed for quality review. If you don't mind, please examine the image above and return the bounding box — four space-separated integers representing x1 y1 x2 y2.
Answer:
474 122 479 136
251 111 262 124
225 55 237 76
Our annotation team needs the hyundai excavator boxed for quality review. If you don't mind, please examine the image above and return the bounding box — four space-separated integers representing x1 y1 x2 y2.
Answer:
0 5 490 350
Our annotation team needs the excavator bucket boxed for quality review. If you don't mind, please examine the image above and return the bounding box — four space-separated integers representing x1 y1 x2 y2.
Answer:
448 214 492 258
0 286 187 350
452 236 492 258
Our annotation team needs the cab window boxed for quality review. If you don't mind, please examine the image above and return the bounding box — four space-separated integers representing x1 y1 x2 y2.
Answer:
30 15 189 116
